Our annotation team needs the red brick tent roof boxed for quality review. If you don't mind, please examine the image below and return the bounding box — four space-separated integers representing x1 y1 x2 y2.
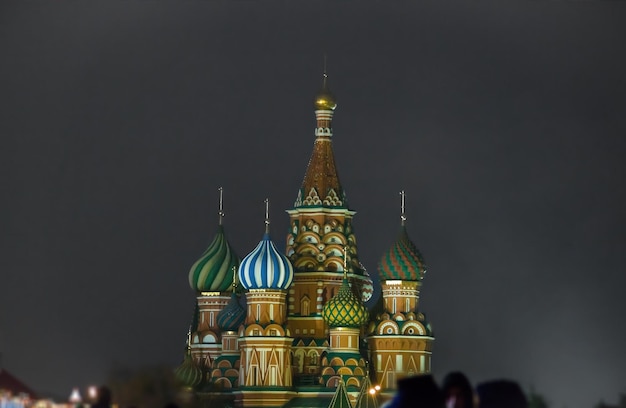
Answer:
0 369 38 399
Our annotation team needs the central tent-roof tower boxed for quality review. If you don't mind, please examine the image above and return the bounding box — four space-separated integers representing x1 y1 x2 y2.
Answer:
294 73 347 210
285 72 374 390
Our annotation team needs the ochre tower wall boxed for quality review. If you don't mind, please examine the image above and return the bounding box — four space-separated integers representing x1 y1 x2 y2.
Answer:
381 281 421 314
320 327 367 404
191 293 230 367
239 336 293 387
368 280 434 392
286 208 371 382
286 270 370 381
368 336 433 391
287 273 343 335
328 327 361 350
210 330 240 389
285 211 371 334
244 290 288 326
236 289 294 407
197 293 230 331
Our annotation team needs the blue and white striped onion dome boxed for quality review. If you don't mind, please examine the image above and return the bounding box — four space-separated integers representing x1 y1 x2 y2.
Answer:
238 233 294 290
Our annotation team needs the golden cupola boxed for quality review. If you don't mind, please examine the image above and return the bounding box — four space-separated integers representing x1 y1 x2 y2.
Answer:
314 73 337 111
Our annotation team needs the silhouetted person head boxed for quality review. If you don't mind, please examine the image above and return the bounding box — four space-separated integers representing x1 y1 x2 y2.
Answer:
442 371 474 408
476 380 528 408
386 374 445 408
92 385 112 408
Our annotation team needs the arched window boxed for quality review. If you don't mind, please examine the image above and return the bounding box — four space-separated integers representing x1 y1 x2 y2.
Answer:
308 351 319 365
301 296 310 316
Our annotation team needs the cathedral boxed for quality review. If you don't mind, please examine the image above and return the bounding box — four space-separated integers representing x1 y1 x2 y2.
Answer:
174 74 434 408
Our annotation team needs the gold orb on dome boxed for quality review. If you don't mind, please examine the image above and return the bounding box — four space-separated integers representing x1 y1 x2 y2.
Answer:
315 91 337 110
314 74 337 110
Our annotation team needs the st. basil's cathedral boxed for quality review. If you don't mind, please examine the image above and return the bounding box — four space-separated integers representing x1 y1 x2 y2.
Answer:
174 74 434 408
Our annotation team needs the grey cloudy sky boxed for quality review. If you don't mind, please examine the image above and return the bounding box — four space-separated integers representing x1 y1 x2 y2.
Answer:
1 1 625 407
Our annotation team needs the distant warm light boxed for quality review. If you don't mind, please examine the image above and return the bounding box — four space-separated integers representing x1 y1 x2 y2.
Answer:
369 388 376 395
88 386 98 400
69 388 82 403
374 385 381 391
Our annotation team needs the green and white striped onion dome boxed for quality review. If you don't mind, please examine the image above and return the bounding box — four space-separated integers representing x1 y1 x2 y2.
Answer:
378 226 426 281
174 349 203 389
189 225 240 292
322 277 369 328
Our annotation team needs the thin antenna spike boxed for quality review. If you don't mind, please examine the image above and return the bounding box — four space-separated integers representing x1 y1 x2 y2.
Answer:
264 198 270 233
218 187 225 225
322 54 329 90
400 190 407 226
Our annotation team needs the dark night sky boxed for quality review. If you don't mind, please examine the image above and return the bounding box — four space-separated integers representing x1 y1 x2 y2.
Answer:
1 1 625 407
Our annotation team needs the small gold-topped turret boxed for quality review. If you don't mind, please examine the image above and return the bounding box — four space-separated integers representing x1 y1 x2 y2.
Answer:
315 73 337 110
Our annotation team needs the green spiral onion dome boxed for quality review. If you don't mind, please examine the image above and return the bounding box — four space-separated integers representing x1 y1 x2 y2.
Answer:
217 292 245 332
378 226 426 281
174 349 203 389
189 225 240 292
322 277 369 328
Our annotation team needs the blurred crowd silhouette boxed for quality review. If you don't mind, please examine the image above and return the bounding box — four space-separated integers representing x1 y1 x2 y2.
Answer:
384 371 528 408
89 371 528 408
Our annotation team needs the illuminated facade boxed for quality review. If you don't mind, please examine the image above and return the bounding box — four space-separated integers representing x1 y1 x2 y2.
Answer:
175 74 434 407
367 209 434 397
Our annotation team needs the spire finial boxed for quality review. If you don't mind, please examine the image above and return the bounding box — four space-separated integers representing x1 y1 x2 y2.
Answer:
314 56 337 111
232 265 237 289
400 190 407 226
264 198 270 233
322 54 329 91
218 187 225 226
186 326 192 350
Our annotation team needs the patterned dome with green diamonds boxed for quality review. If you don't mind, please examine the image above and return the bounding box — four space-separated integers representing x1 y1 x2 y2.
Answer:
189 225 240 292
174 348 203 389
378 225 426 281
322 277 369 328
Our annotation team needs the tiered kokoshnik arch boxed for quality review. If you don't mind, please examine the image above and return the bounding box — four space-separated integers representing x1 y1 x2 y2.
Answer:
177 73 435 408
367 191 434 396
